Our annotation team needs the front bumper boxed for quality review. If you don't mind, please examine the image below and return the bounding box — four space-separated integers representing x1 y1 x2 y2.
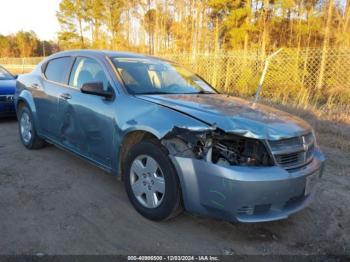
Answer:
0 99 16 117
171 148 325 223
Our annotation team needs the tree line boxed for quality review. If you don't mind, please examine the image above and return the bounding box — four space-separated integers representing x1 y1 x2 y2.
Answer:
56 0 350 57
1 0 349 57
0 31 59 57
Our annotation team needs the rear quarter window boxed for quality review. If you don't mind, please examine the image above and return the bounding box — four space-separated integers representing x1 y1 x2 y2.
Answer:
44 57 74 84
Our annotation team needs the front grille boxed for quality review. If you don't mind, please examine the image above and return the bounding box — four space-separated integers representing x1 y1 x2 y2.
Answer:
269 133 315 170
275 152 304 167
237 204 272 215
0 95 14 103
269 136 301 150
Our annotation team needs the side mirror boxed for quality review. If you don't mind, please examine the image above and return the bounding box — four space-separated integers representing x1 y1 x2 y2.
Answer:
14 75 18 79
81 82 114 99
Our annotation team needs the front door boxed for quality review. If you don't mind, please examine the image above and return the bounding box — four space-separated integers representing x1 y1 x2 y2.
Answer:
58 57 115 168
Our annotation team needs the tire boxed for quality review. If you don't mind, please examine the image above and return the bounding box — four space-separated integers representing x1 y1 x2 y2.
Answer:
17 104 45 150
124 139 183 221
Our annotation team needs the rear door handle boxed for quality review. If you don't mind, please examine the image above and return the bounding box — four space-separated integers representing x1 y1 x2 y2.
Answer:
60 93 72 100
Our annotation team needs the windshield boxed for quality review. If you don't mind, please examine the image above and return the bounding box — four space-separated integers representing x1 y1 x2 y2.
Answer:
111 57 216 95
0 66 14 80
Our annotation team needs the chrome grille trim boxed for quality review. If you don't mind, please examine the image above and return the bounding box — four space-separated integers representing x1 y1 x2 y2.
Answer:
0 95 14 103
268 133 315 170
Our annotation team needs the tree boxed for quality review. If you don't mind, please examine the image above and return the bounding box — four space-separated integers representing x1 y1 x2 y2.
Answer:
143 8 157 54
52 0 350 54
0 35 12 57
15 31 40 57
104 0 125 49
84 0 105 48
57 0 87 48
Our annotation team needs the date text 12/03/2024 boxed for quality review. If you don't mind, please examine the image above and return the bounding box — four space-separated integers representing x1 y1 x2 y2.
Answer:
127 256 220 261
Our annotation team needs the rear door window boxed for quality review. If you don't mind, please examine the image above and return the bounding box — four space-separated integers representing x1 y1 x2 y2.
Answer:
45 57 74 84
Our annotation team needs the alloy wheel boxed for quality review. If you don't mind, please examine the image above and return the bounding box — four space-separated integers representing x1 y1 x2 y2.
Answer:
20 111 32 144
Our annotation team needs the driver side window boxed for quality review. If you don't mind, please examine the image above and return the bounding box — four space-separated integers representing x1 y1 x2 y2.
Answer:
69 57 109 90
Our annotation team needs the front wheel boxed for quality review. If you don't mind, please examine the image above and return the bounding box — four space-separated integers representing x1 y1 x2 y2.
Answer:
124 140 182 221
18 105 45 149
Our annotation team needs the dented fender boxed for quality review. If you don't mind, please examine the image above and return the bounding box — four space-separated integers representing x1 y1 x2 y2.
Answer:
118 96 212 140
113 95 214 175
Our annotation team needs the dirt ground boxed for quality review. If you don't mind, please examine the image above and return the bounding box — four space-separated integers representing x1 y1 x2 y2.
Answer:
0 107 349 256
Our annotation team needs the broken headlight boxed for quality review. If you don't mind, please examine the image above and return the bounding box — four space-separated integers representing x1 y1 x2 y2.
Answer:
162 126 273 167
211 134 273 167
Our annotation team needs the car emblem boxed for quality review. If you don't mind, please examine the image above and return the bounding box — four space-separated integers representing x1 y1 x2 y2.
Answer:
301 135 309 162
6 95 14 102
302 135 309 151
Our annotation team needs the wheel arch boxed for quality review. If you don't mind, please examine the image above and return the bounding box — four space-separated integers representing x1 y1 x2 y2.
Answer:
16 91 37 116
16 91 40 132
117 129 184 206
117 130 159 180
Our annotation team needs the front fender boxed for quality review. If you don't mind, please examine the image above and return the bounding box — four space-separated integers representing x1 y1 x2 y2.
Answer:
112 96 212 176
118 96 211 140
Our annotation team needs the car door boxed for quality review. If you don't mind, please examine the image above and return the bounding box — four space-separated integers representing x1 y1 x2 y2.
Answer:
57 56 115 168
36 56 74 140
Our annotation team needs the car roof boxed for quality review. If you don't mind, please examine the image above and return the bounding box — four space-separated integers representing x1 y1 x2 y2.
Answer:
49 49 168 61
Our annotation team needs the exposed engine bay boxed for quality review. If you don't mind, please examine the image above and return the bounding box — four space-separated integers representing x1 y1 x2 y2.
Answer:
211 134 273 166
162 126 273 167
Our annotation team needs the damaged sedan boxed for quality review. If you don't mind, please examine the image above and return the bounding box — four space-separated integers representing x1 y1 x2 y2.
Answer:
15 50 325 223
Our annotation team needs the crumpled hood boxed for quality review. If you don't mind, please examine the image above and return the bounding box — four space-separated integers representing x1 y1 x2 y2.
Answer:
0 80 16 95
137 94 312 140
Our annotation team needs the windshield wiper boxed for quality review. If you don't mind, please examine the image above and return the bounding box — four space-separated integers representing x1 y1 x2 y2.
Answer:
135 91 216 95
185 91 216 94
199 90 216 94
136 91 171 95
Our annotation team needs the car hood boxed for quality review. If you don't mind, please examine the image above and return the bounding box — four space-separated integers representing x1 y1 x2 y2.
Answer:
137 94 312 140
0 80 16 95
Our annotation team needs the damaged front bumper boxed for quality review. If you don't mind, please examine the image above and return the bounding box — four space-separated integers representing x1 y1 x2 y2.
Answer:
170 148 325 223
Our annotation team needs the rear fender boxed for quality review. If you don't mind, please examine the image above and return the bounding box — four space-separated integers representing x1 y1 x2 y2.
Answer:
16 90 39 132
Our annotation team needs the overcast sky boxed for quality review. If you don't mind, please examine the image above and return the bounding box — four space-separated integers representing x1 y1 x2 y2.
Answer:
0 0 61 40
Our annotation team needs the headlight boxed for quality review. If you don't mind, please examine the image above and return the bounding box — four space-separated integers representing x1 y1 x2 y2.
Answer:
162 126 273 167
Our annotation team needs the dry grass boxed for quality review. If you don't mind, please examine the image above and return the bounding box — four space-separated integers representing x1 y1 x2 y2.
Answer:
8 68 31 75
164 48 350 113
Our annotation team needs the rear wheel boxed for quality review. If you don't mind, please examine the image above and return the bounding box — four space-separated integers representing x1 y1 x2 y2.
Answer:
18 105 45 149
124 140 182 221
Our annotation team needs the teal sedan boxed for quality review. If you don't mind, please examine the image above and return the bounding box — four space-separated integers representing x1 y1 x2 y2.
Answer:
14 50 325 223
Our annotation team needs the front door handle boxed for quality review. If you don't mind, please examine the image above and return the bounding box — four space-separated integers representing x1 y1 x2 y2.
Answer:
60 93 72 100
30 83 40 89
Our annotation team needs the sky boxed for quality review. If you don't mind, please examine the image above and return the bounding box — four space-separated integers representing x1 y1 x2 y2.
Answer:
0 0 61 40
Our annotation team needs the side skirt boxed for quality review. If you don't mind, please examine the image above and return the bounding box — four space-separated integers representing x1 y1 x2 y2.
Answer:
42 136 114 174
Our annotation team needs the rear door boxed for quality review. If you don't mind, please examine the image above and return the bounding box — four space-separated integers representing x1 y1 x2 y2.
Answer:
57 56 115 168
36 56 74 140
